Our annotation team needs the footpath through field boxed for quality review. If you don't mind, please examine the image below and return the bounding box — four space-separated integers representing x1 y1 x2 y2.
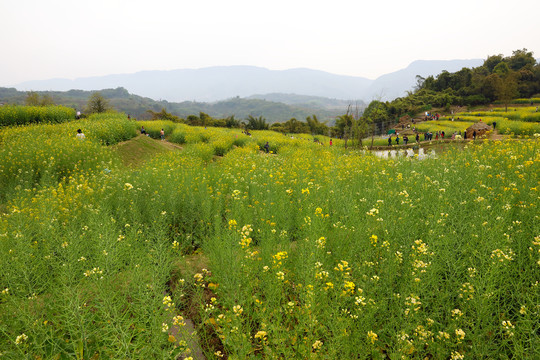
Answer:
113 134 182 167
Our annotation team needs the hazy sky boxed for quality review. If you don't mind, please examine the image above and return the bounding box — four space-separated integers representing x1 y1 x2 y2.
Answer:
1 0 539 87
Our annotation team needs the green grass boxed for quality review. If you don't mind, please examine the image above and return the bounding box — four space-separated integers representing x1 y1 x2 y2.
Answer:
415 119 475 133
113 134 181 167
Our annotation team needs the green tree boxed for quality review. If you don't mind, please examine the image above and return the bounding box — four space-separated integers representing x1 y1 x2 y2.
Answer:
147 108 182 122
199 112 213 127
334 108 355 148
505 48 536 71
481 74 502 102
306 115 328 135
270 122 285 132
414 75 425 91
25 91 55 106
484 54 504 73
493 62 510 77
245 115 269 130
25 91 41 106
283 117 309 133
86 92 110 114
186 114 201 126
496 74 519 112
225 115 241 128
40 94 54 106
363 100 390 148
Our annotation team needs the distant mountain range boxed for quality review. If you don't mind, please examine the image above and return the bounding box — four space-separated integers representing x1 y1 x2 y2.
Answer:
15 59 484 103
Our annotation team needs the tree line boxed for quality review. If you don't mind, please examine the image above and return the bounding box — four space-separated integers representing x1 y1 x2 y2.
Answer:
388 48 539 116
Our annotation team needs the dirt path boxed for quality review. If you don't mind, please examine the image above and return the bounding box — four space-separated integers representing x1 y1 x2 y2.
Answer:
489 129 506 141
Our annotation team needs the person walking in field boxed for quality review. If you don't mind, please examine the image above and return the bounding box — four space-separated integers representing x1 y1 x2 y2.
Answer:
416 133 420 143
160 128 165 140
388 136 392 146
264 141 270 153
329 139 333 146
403 135 408 145
76 128 85 140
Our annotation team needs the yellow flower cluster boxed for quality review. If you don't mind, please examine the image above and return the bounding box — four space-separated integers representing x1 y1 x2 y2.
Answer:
367 330 378 344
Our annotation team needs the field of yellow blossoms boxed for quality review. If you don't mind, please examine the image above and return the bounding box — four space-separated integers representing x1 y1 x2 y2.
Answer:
0 111 538 359
429 106 540 137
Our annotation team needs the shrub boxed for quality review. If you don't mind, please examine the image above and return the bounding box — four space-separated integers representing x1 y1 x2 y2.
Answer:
0 105 76 126
169 128 186 144
138 120 176 139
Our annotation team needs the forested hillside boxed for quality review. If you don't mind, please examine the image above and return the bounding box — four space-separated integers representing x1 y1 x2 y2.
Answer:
0 87 346 124
396 49 538 112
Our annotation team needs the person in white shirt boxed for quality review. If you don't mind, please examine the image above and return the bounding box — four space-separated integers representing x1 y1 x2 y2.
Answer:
76 128 86 140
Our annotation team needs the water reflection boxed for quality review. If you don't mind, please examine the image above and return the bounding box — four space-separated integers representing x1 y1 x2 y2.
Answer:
373 147 436 160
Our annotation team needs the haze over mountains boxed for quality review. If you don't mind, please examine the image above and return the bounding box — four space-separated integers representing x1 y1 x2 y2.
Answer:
16 59 484 103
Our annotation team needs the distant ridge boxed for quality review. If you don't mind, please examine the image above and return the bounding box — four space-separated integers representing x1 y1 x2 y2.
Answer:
15 60 484 102
0 87 349 124
365 59 485 100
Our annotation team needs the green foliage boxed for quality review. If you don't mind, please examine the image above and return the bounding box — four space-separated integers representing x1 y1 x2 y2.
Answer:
364 49 539 122
146 107 182 122
24 91 54 106
305 115 329 135
493 62 510 76
484 54 504 72
363 100 392 135
225 115 241 128
169 128 187 144
245 115 269 130
417 49 539 107
138 120 176 139
506 48 536 70
86 92 111 114
334 113 354 138
25 91 40 106
495 74 519 111
0 105 75 126
280 117 309 134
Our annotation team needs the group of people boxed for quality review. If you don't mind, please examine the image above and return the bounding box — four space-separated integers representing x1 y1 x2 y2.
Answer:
424 112 440 121
387 130 459 145
423 131 446 141
386 128 486 145
140 126 165 140
387 134 412 146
